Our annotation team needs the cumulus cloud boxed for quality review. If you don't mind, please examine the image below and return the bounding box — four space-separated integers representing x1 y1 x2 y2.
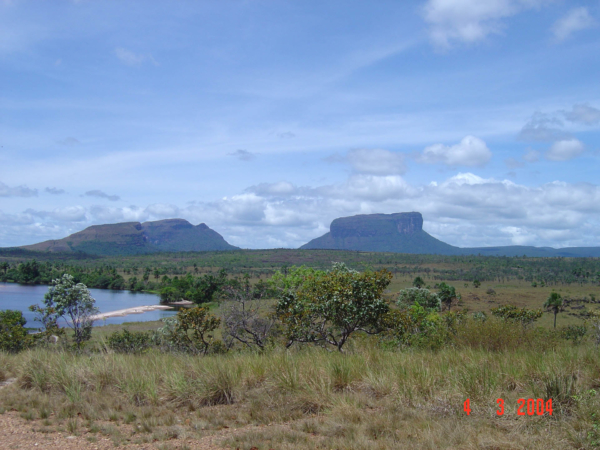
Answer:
546 138 585 161
144 203 181 218
115 47 158 66
89 205 147 223
423 0 551 48
0 181 37 197
6 170 600 249
419 136 492 167
85 190 121 201
552 7 595 41
228 149 256 161
563 103 600 125
45 187 65 195
346 149 406 175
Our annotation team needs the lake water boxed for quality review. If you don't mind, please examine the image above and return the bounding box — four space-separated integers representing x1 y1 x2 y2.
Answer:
0 282 177 328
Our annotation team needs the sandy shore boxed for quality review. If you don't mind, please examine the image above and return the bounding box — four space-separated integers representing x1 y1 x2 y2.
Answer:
91 305 174 321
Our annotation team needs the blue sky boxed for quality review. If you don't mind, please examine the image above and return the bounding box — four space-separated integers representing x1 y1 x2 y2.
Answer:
1 0 600 249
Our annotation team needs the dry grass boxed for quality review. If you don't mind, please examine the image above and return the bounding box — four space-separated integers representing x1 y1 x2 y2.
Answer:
2 323 600 449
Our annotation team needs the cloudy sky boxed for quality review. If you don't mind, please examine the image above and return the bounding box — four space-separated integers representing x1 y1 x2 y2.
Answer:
1 0 600 249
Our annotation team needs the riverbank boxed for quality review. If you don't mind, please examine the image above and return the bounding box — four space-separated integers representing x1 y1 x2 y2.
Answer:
91 305 174 321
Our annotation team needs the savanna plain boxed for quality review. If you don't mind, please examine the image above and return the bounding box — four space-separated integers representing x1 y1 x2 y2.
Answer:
1 249 600 450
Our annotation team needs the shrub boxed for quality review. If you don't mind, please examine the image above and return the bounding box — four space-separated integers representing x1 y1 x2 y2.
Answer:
107 329 153 354
397 288 441 312
155 307 221 355
0 310 33 353
558 325 587 344
491 304 542 326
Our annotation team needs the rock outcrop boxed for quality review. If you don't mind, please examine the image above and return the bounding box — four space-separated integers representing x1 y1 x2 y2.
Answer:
300 212 458 254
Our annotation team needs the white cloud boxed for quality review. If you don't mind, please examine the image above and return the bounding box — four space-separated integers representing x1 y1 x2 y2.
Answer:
552 7 595 41
419 135 492 166
423 0 551 48
347 149 406 175
247 181 298 197
144 203 181 218
546 138 585 161
115 47 158 66
89 205 148 223
6 172 600 249
563 103 600 125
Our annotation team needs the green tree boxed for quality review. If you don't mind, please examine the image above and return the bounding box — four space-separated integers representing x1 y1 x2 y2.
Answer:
397 287 441 311
544 291 563 329
473 279 481 288
42 274 99 349
437 282 460 311
157 307 220 355
0 310 32 353
276 267 392 352
412 276 425 289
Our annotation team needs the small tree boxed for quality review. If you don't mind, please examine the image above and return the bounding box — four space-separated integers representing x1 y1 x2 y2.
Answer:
42 274 99 349
473 279 481 288
437 282 460 311
157 307 220 355
276 267 392 352
222 274 276 350
0 310 32 353
397 287 441 311
412 276 425 289
544 292 564 329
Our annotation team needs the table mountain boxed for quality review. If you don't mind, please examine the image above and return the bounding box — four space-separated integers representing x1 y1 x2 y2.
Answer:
300 212 459 254
20 219 238 255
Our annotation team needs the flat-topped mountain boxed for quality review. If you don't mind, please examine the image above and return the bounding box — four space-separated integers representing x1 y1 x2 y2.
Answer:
300 212 600 257
20 219 238 255
301 212 459 254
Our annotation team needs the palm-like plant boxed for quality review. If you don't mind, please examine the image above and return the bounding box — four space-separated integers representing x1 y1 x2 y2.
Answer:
544 292 563 329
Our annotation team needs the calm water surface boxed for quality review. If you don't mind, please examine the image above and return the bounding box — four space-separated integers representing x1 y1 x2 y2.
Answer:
0 282 177 327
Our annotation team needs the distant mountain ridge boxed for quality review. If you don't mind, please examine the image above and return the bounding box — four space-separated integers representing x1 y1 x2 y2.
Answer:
300 212 600 257
19 219 239 255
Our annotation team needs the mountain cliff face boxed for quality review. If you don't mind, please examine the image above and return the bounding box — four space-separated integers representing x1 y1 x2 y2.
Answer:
20 219 238 255
301 212 459 254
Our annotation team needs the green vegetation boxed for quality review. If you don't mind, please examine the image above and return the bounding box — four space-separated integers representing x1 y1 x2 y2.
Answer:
1 252 600 449
41 274 99 349
0 310 32 353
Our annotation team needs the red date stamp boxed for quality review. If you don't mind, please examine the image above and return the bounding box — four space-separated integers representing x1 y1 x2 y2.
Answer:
463 398 553 416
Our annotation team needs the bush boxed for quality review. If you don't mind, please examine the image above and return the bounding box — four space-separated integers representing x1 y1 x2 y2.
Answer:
382 305 452 350
558 324 587 344
0 310 33 353
155 307 221 355
491 304 542 326
107 329 153 354
397 288 441 312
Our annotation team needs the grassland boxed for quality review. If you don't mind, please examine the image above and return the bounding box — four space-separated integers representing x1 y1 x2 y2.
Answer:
2 250 600 449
